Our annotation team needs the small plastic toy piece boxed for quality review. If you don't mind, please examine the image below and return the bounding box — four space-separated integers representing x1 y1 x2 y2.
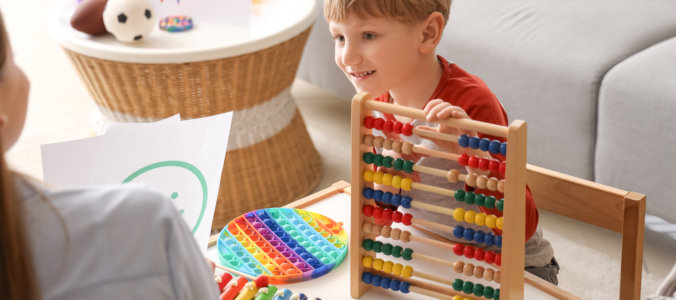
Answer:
270 288 293 300
220 276 248 300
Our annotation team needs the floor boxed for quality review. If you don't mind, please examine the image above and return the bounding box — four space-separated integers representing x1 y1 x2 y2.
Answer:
3 1 675 299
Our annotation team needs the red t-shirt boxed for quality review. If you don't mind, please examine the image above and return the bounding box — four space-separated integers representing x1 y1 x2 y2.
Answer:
374 56 539 241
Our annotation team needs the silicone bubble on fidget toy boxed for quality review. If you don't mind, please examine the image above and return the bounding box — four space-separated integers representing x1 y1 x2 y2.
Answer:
217 208 348 284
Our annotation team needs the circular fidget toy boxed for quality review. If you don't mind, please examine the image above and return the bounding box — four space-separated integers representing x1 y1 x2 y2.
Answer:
217 208 348 284
159 15 193 32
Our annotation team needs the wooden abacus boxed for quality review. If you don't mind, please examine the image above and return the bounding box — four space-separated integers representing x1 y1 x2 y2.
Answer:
349 91 646 300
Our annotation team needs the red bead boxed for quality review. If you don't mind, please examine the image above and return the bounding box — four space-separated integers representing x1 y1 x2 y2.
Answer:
474 248 485 261
381 209 392 222
402 123 413 136
392 211 403 223
499 162 506 176
364 116 375 129
375 218 393 226
495 254 502 266
393 121 403 134
373 118 385 130
254 275 269 288
468 155 479 169
453 243 465 256
401 213 413 226
383 120 394 132
463 245 475 258
484 251 495 264
372 206 383 218
458 153 469 166
479 158 490 171
363 205 373 217
489 160 500 173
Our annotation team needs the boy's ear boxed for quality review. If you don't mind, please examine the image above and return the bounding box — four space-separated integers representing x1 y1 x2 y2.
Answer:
419 12 445 54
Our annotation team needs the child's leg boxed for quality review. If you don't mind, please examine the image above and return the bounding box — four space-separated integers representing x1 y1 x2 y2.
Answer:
525 257 560 285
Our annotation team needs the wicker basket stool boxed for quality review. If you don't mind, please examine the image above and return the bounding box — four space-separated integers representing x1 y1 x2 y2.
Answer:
50 0 322 230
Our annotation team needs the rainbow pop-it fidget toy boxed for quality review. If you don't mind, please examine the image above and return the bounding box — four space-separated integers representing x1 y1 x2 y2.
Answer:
217 208 348 284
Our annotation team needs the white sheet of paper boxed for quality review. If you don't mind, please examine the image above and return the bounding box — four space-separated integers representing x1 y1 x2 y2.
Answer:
152 0 251 26
41 112 233 252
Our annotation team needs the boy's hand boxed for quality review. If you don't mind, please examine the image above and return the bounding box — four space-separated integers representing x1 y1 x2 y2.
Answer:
421 99 477 153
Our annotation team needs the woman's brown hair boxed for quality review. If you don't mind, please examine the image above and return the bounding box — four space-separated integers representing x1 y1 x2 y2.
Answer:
0 11 41 300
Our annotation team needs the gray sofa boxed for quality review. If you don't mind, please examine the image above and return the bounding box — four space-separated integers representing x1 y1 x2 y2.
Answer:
297 0 676 224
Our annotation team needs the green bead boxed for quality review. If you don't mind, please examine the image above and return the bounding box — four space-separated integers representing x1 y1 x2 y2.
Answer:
362 239 373 251
402 248 413 261
493 288 500 300
363 152 374 164
393 158 404 171
454 190 466 202
382 243 393 255
452 279 464 291
462 281 474 294
474 194 486 206
391 246 403 258
373 154 383 166
473 283 484 297
372 241 382 253
485 196 496 209
483 286 494 298
464 191 476 205
382 156 394 168
403 160 414 173
497 199 504 211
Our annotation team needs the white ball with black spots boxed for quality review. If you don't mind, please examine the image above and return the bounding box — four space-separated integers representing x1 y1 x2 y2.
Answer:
103 0 156 43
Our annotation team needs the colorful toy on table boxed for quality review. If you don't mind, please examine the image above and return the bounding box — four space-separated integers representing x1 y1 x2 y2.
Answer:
213 272 320 300
102 0 156 42
159 15 194 32
217 208 348 284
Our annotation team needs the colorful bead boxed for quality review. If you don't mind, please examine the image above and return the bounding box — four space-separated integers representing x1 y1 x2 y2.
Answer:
381 173 393 186
484 286 495 298
463 228 474 241
453 261 464 273
373 154 383 166
474 194 486 206
402 142 413 155
364 116 375 129
489 160 500 173
373 172 383 184
489 140 501 154
496 199 504 211
453 243 464 256
393 122 403 134
452 279 464 291
402 248 413 261
465 173 477 187
363 205 373 217
381 192 393 205
463 263 474 276
391 194 402 206
402 160 414 173
362 256 373 267
392 246 402 258
373 118 384 130
458 134 469 148
473 283 485 297
468 155 479 168
454 189 466 202
469 137 480 149
373 189 383 201
383 120 394 132
500 143 507 156
484 233 494 246
382 260 393 273
458 153 469 166
392 140 403 153
453 208 466 222
400 196 412 208
464 210 476 224
363 152 373 164
402 123 413 136
462 281 474 294
363 170 373 182
362 272 373 284
496 217 504 230
453 225 464 239
382 156 394 168
476 175 488 189
401 213 412 226
383 138 393 150
464 191 475 205
391 211 402 223
473 230 485 244
362 187 373 199
487 177 498 191
485 196 496 209
474 248 485 261
393 158 404 171
486 215 497 228
496 235 502 248
479 138 490 151
391 176 402 189
392 263 403 275
499 162 506 176
401 266 413 278
401 178 412 191
400 281 410 293
447 169 460 183
479 158 490 170
362 239 373 250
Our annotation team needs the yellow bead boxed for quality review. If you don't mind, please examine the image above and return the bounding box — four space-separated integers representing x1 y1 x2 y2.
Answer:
382 173 393 186
363 170 373 182
497 217 504 230
401 177 412 191
486 215 497 228
383 261 393 273
475 213 486 226
401 265 413 278
464 210 476 224
453 208 466 222
392 263 403 275
373 172 383 184
391 176 402 188
362 256 373 268
373 258 384 271
452 296 463 300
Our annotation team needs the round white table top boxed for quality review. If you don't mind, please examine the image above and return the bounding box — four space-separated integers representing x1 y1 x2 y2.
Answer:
48 0 317 63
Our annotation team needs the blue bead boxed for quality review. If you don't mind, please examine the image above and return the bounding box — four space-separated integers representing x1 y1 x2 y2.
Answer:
400 281 410 293
500 142 507 156
484 233 494 246
362 272 373 284
373 190 383 201
380 277 391 289
298 293 308 300
496 235 502 248
458 134 469 148
489 140 501 154
401 196 412 208
474 230 485 243
453 225 465 239
371 275 382 287
390 279 400 291
381 192 393 205
463 228 475 241
479 138 490 151
469 137 480 149
363 187 374 199
391 194 402 206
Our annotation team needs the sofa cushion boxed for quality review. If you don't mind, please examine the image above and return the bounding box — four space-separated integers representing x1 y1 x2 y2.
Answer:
596 37 676 223
441 0 676 179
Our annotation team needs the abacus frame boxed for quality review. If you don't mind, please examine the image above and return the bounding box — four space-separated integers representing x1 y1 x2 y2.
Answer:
350 92 528 299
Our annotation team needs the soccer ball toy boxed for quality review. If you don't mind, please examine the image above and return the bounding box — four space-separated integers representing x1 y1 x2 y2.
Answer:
102 0 155 42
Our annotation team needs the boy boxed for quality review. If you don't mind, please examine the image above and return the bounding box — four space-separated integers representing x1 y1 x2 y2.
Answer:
325 0 559 284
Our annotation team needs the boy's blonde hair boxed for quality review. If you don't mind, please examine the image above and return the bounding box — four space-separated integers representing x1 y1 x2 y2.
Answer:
324 0 451 26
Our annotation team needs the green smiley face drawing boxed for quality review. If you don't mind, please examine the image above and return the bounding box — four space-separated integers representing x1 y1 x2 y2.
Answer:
122 161 207 233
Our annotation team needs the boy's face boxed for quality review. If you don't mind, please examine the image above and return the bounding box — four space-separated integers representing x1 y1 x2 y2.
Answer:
329 14 422 97
0 45 30 153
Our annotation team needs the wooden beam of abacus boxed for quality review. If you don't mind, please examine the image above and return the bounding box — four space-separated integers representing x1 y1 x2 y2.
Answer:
364 100 508 138
412 127 457 143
